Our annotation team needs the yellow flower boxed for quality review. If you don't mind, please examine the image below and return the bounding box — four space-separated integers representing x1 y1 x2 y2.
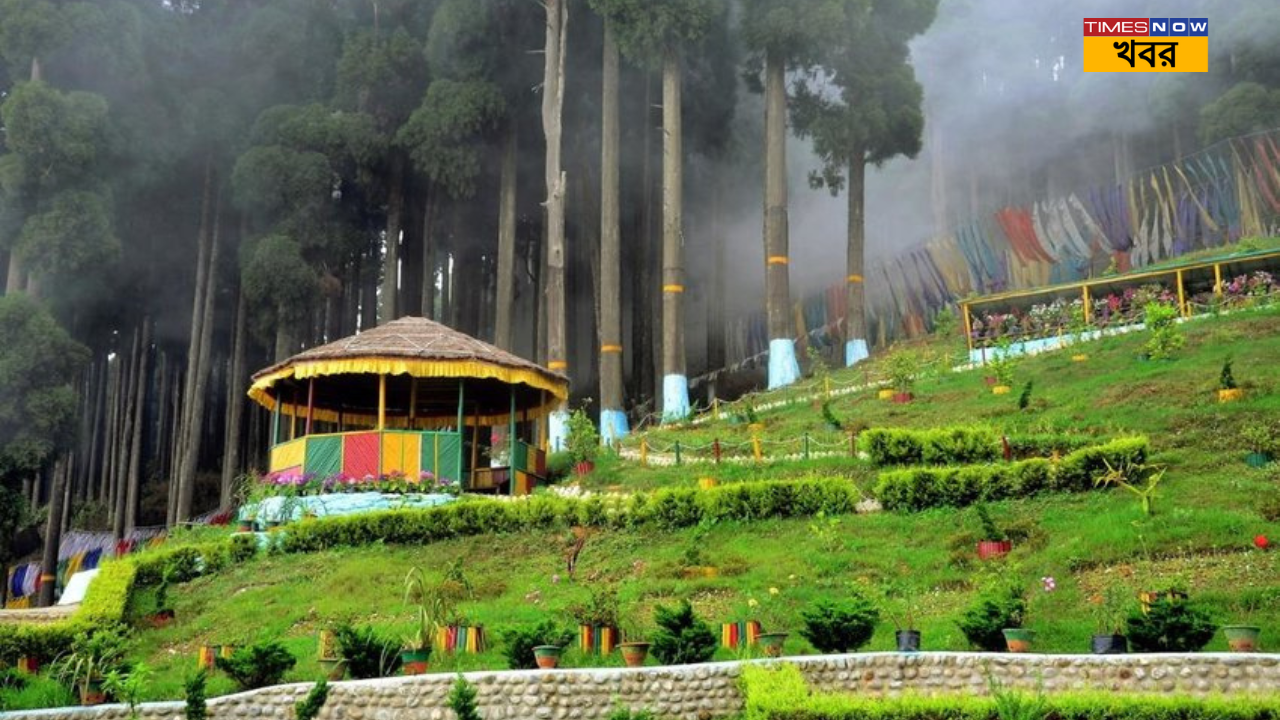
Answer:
747 598 759 608
769 587 780 596
788 574 797 581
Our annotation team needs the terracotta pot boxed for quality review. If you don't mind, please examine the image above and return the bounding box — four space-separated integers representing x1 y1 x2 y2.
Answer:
620 641 651 668
148 609 175 628
400 648 430 675
533 645 562 669
80 679 107 706
1002 628 1035 653
1218 388 1244 403
1223 625 1261 652
236 519 255 533
992 385 1012 395
891 392 913 404
16 656 39 674
976 540 1011 560
757 632 788 657
983 376 998 386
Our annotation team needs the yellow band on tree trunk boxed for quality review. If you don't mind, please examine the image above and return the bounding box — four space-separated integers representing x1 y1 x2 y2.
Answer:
662 284 684 293
767 256 789 265
600 344 623 353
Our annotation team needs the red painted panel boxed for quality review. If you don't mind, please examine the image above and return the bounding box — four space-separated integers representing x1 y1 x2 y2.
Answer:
342 432 380 478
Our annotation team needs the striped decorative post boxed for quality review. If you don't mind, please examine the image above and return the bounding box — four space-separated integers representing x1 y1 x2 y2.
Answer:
578 625 619 655
436 625 487 654
720 621 762 649
197 645 221 670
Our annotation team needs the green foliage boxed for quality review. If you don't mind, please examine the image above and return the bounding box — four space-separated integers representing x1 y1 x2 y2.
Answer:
294 679 328 720
16 189 120 275
0 81 109 191
403 565 453 653
1094 459 1167 516
564 407 601 464
1240 424 1276 455
882 350 920 393
332 623 401 679
932 306 958 338
589 0 723 65
1126 598 1217 652
53 624 131 700
1198 81 1280 145
1017 380 1034 411
183 670 207 720
957 585 1025 650
986 673 1048 720
1220 357 1237 390
283 478 857 552
739 0 847 67
569 586 621 627
334 27 426 128
397 79 506 199
798 595 879 653
1143 303 1185 360
987 344 1018 387
447 675 481 720
975 504 1006 541
0 294 90 482
875 437 1150 512
229 534 258 564
102 663 151 720
214 641 296 691
502 620 573 670
820 400 842 430
608 706 657 720
650 601 717 665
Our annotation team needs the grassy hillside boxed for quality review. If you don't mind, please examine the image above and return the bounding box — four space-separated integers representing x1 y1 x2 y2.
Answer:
13 305 1280 708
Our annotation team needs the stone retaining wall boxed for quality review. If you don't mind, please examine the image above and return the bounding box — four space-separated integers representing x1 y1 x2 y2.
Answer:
7 653 1280 720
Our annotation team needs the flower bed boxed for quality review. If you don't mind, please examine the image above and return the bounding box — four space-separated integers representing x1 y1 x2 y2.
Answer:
257 470 462 497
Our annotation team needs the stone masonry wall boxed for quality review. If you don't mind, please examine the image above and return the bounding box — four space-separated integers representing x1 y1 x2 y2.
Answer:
7 653 1280 720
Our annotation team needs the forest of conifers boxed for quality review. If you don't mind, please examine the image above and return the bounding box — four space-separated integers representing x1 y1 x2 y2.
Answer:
2 0 1279 547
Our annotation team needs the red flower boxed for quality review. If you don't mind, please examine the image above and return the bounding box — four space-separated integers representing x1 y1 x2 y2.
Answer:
1255 535 1269 550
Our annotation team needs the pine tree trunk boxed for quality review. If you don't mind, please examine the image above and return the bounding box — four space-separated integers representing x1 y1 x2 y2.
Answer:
103 355 122 518
707 178 726 377
633 71 655 407
176 187 222 523
845 157 868 364
763 49 797 388
543 0 568 380
495 124 519 350
112 327 140 539
420 190 437 319
598 21 625 438
125 317 150 534
380 155 404 324
37 458 66 607
660 46 687 420
222 288 248 508
361 244 378 331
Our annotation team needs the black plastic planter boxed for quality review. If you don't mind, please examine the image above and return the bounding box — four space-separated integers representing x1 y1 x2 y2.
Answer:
896 630 921 652
1090 634 1128 654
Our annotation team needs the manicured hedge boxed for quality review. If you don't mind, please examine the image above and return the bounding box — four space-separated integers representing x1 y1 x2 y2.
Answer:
861 427 1000 466
874 437 1148 511
741 664 1280 720
283 477 858 553
0 557 136 664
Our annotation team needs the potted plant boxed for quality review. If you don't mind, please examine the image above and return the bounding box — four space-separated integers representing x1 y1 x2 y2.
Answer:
1242 424 1275 469
618 619 651 668
879 578 922 652
987 341 1016 395
974 504 1012 560
1218 357 1243 402
570 586 621 655
532 644 563 669
564 407 600 476
883 350 919 403
54 626 130 706
317 625 347 681
402 566 453 674
1088 583 1129 654
747 587 789 657
1222 624 1262 652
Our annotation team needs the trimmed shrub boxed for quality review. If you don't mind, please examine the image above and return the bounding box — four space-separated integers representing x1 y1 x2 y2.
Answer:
799 596 879 653
651 601 717 665
229 534 258 564
875 438 1147 511
334 623 402 679
215 641 296 691
448 675 481 720
1126 598 1216 652
502 621 574 670
862 428 999 467
956 585 1025 651
0 557 136 665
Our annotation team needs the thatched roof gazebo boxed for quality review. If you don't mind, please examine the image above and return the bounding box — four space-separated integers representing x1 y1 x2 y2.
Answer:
248 317 568 495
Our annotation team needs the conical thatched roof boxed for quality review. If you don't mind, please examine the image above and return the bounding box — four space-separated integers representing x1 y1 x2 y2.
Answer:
248 317 568 425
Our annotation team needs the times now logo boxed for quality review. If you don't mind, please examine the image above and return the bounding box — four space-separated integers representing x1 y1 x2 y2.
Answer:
1083 18 1208 36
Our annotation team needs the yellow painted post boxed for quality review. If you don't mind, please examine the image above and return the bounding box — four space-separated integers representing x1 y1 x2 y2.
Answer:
304 378 315 437
377 374 387 430
1176 270 1188 317
751 432 763 463
1214 263 1223 296
824 376 831 399
712 397 719 420
961 303 974 353
639 438 649 468
1081 286 1092 325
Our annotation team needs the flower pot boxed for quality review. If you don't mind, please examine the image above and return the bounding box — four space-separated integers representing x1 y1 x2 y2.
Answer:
318 630 337 660
1218 388 1244 403
1071 354 1089 362
1002 628 1035 653
891 392 913 404
533 645 562 669
1090 634 1127 654
1245 452 1272 469
895 630 921 652
976 540 1012 561
1223 625 1262 653
991 385 1012 395
983 376 998 386
573 460 595 476
16 656 39 674
620 641 651 668
318 658 347 681
877 389 895 400
80 678 107 706
757 632 788 657
698 477 718 490
148 608 176 628
400 648 430 675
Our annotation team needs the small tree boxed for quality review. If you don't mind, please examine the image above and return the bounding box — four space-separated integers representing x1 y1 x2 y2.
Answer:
1143 302 1185 360
1126 598 1216 652
448 675 482 720
294 679 329 720
1219 357 1237 390
650 601 717 665
798 596 879 653
564 407 600 465
184 670 208 720
215 641 296 691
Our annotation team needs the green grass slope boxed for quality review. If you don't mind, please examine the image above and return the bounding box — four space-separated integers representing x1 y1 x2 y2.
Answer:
66 307 1280 703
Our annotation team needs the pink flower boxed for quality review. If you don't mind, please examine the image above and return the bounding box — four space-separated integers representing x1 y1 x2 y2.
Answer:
1041 576 1056 592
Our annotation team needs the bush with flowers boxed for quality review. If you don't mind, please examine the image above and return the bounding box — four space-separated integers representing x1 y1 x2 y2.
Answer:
255 469 461 498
